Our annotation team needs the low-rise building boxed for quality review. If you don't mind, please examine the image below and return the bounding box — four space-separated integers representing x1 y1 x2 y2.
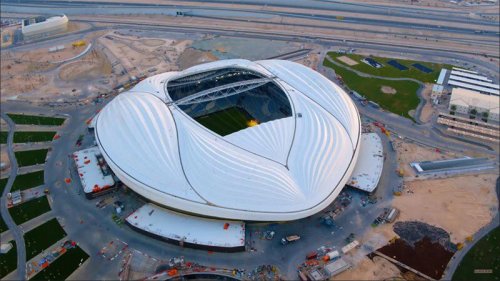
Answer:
448 88 499 122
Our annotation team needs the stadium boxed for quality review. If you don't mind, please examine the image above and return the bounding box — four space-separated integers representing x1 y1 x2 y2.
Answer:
94 59 361 221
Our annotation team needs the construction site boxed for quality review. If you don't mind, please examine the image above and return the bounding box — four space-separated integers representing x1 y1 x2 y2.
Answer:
1 1 498 280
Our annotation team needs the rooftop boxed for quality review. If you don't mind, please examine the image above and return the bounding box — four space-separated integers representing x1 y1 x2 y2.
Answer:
126 204 245 248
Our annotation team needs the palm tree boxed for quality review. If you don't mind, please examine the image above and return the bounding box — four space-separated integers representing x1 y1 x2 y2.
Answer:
470 108 477 119
482 111 489 122
450 104 457 115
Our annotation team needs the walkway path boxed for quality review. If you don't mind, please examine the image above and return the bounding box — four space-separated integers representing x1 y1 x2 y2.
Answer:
0 113 26 280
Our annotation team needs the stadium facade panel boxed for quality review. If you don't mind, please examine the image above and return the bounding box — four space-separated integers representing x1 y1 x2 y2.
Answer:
95 59 361 221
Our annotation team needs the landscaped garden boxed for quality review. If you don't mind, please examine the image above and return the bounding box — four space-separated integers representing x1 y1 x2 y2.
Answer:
6 114 65 126
0 240 17 278
24 218 67 260
14 149 48 167
10 170 44 192
9 196 52 225
31 246 89 281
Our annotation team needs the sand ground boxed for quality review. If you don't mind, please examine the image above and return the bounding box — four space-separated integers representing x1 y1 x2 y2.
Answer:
419 84 434 123
394 174 498 244
337 55 358 66
332 256 402 280
394 139 460 178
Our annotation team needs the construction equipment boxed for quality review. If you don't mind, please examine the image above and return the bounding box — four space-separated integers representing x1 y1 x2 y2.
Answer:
281 235 301 245
72 40 86 47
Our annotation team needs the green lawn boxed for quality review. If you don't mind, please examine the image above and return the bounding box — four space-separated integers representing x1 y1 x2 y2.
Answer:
0 132 7 144
24 218 67 260
9 196 51 225
0 215 8 233
328 52 450 83
14 149 48 167
195 107 253 136
32 246 89 281
323 59 420 119
453 226 500 281
0 240 17 278
13 132 56 143
0 177 8 194
6 114 65 126
11 170 44 192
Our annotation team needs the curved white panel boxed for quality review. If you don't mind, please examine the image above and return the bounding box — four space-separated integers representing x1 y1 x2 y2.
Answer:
95 92 204 203
224 117 295 165
95 59 361 221
257 60 360 147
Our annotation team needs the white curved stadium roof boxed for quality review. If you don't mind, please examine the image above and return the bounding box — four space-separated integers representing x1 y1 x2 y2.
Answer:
95 59 361 221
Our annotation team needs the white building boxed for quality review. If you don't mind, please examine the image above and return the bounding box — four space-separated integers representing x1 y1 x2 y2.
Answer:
95 59 363 221
22 15 68 38
449 88 499 121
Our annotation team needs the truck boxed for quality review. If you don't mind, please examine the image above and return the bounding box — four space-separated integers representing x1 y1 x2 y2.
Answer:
323 250 340 261
281 235 301 245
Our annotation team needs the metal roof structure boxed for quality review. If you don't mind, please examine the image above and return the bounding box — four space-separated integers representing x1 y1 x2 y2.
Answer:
347 133 383 192
450 70 493 82
126 203 245 249
449 75 499 89
73 146 115 194
448 80 499 96
436 69 448 85
95 59 361 221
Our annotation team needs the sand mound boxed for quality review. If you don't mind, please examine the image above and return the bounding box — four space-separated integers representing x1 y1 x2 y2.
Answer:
381 86 397 94
142 39 165 47
58 50 111 81
337 55 358 66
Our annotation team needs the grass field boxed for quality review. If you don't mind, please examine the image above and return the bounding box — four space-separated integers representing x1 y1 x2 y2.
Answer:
14 149 48 167
24 218 67 260
11 170 44 192
328 52 450 83
9 196 52 225
452 226 500 281
13 132 56 143
32 246 89 281
323 59 420 119
0 177 8 194
0 240 17 278
195 107 252 136
0 132 7 144
6 114 65 126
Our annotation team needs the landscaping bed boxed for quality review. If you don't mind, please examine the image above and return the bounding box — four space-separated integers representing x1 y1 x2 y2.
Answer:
0 216 8 233
0 240 17 278
31 246 89 281
13 132 56 143
0 177 8 194
9 196 52 225
10 170 44 191
14 149 48 167
6 114 65 126
0 132 7 144
24 218 67 260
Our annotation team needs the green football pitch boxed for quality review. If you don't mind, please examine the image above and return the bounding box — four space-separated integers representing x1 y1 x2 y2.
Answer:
195 107 254 136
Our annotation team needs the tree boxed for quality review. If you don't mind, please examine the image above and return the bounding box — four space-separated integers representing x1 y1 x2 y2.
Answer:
450 104 457 115
470 108 477 119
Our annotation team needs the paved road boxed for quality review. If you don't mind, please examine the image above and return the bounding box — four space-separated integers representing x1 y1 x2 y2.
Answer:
0 113 27 281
